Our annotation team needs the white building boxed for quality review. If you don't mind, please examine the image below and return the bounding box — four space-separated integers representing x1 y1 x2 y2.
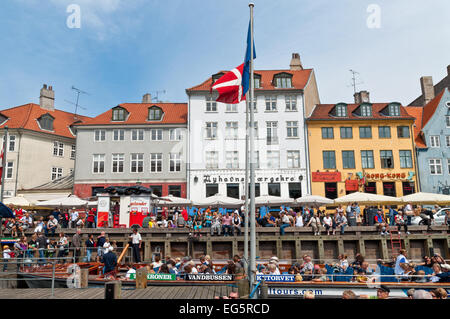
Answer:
186 53 320 201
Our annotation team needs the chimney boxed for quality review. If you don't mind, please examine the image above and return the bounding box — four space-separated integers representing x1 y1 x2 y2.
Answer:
39 84 55 111
353 90 370 104
289 53 303 70
420 76 434 105
447 64 450 77
142 93 152 104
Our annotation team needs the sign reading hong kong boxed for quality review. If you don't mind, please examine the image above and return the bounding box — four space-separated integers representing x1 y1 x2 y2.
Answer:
203 175 304 184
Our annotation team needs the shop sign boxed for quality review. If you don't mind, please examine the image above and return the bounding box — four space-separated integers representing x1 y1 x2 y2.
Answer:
364 173 406 180
345 180 359 191
130 196 150 215
256 274 296 282
203 174 304 184
129 273 176 281
312 172 341 182
186 274 234 281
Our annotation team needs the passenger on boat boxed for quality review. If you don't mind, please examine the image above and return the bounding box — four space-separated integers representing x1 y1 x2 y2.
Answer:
376 285 390 299
338 254 349 271
102 247 117 278
432 287 448 299
342 290 357 299
394 249 409 276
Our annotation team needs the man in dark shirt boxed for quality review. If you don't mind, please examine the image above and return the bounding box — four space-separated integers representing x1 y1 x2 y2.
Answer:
36 232 49 264
96 232 106 262
72 229 82 263
102 247 117 276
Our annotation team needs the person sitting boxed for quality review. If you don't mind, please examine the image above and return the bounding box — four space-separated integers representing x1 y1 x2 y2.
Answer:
334 211 347 235
46 215 58 236
221 212 233 236
210 213 222 236
300 255 314 274
338 254 349 271
312 267 328 282
323 214 333 235
279 211 292 235
414 270 428 283
306 213 321 236
374 210 388 235
394 211 410 235
231 212 241 236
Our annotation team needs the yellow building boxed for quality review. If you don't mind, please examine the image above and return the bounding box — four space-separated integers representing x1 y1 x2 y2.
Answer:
306 99 419 200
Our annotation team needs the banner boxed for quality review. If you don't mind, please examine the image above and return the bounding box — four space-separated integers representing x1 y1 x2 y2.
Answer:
129 273 176 281
185 274 234 281
256 274 296 282
130 196 150 215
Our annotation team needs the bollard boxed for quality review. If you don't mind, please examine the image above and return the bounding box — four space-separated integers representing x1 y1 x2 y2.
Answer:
136 267 148 289
260 280 268 299
80 268 89 288
237 278 250 299
105 281 122 299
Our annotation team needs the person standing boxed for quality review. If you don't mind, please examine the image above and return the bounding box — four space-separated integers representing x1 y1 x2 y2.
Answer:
96 231 106 262
129 228 142 263
36 232 49 265
85 234 95 262
72 228 82 263
69 210 79 229
57 232 69 264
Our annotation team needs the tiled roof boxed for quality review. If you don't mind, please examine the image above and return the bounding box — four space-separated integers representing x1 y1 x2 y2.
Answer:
405 106 426 148
186 69 313 92
421 88 446 128
0 103 90 139
307 103 415 121
76 103 187 126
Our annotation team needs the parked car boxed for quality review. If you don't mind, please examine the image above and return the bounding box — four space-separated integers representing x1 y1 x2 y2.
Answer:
411 208 450 225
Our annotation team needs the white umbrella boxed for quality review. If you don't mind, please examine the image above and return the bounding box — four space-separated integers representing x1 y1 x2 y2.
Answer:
254 195 295 207
333 192 401 205
155 195 191 206
193 194 244 208
36 194 88 207
2 195 35 206
400 192 450 205
87 201 98 207
295 194 334 206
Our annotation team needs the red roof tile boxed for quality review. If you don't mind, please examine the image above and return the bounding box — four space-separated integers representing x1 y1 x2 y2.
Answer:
76 103 187 126
0 103 91 139
186 69 313 92
405 106 426 148
421 89 446 128
307 103 415 121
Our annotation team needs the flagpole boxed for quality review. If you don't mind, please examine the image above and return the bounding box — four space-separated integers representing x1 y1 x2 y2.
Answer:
244 98 249 273
0 126 8 203
248 2 256 298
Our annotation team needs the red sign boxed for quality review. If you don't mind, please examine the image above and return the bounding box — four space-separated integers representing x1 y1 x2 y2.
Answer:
312 172 341 182
365 172 406 180
345 180 359 191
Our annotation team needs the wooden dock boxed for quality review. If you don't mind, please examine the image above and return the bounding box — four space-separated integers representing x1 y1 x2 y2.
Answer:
0 285 234 299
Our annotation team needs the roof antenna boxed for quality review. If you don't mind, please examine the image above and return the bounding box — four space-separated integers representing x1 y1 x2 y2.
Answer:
152 90 166 103
348 69 364 94
66 86 90 120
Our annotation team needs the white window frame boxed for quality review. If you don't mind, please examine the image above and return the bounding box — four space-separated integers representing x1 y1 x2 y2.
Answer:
130 153 144 173
266 121 278 145
446 116 450 128
150 129 163 141
225 122 238 139
267 150 280 169
53 141 64 157
287 150 301 168
8 135 15 152
150 153 163 172
169 128 182 141
206 96 217 112
430 135 440 148
205 151 219 169
112 129 125 141
111 153 124 173
131 129 145 141
5 162 13 179
70 145 76 159
265 95 277 111
285 95 297 111
94 130 106 142
429 158 442 175
92 154 105 174
446 135 450 148
205 122 218 139
226 104 238 112
286 121 299 138
169 153 181 172
225 151 239 169
51 167 63 181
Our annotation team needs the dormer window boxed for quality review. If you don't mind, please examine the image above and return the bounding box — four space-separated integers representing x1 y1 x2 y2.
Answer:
212 72 225 84
148 106 163 121
360 103 372 117
38 114 54 131
335 103 348 117
112 107 127 121
253 74 261 89
388 103 401 116
0 113 8 126
274 73 293 88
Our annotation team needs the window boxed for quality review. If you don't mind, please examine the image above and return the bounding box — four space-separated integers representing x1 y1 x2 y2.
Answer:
265 95 277 111
379 126 391 138
342 151 355 169
380 150 394 168
335 104 347 117
325 182 338 199
287 151 300 168
275 75 292 88
360 104 372 117
364 182 377 194
288 183 302 199
169 128 182 141
266 121 278 144
448 159 450 174
225 151 239 169
227 183 240 199
8 135 15 152
268 183 281 196
388 103 400 116
152 185 163 197
92 154 105 173
340 127 353 139
226 104 237 112
321 127 334 139
205 151 219 169
399 150 413 168
429 159 442 175
248 150 260 168
94 130 106 142
383 182 396 197
267 150 280 169
430 136 440 148
131 129 144 141
112 107 126 121
151 129 163 141
51 167 63 180
446 116 450 128
446 136 450 147
323 151 336 169
247 183 261 197
205 122 218 139
168 185 182 197
148 107 163 120
206 184 219 197
169 153 181 172
5 162 13 179
53 141 64 157
206 96 217 112
39 114 54 131
150 153 163 172
225 122 238 139
361 150 374 169
112 153 124 173
253 75 261 89
286 121 299 138
402 182 415 196
131 153 144 173
285 95 297 111
112 129 124 141
359 126 372 138
248 96 257 112
397 126 410 138
71 145 76 159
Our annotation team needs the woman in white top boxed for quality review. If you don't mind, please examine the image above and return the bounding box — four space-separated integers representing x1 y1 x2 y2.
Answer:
323 215 333 235
295 214 304 227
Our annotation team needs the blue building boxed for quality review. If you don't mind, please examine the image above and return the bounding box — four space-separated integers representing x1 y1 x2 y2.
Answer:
407 88 450 194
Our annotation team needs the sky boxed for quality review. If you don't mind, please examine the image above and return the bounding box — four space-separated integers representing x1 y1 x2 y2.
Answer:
0 0 449 117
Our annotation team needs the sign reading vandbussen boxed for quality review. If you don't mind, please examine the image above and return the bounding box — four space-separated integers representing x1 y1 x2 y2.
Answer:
186 274 234 281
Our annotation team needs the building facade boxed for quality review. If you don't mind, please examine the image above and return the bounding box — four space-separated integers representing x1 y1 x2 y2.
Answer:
0 84 90 198
186 53 320 201
407 88 450 194
73 97 188 199
307 98 419 199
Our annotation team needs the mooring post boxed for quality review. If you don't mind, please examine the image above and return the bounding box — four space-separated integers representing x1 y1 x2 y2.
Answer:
105 281 122 299
51 261 56 298
80 268 89 288
136 266 148 289
260 280 268 299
